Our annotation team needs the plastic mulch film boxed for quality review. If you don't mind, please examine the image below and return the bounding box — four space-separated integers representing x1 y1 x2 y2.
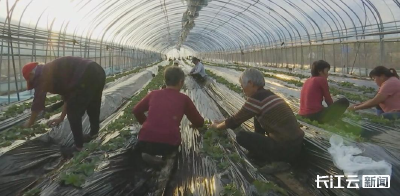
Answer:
24 124 174 196
0 65 159 196
63 65 288 196
202 69 400 195
0 64 159 132
206 65 400 158
173 65 290 196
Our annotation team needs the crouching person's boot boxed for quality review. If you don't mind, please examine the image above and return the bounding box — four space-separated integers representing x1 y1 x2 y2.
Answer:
142 153 166 168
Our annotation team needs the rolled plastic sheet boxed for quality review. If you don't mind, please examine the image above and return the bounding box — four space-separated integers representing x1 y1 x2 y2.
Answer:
0 65 160 196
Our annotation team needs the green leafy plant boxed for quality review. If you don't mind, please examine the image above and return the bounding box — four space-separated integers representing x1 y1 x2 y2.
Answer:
0 123 48 147
60 173 86 187
206 62 377 97
57 65 167 188
205 70 242 94
253 180 288 196
222 183 242 196
1 62 161 122
0 63 162 148
338 81 354 88
296 115 364 141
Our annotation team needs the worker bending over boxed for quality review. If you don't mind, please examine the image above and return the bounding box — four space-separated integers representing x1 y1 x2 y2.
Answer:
348 66 400 120
133 67 204 165
210 68 304 165
22 56 106 158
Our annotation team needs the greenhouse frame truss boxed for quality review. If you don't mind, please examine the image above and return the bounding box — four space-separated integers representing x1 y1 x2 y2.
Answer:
1 0 400 102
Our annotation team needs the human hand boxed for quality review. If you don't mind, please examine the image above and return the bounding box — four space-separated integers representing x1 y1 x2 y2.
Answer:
47 117 63 127
210 122 219 129
347 105 358 111
213 120 224 124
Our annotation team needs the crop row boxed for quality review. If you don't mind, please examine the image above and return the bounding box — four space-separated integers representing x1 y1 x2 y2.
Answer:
0 61 161 121
205 69 367 141
55 65 166 189
0 62 161 148
206 62 375 98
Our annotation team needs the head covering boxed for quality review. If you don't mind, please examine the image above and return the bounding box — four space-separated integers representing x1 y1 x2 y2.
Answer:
192 57 200 62
22 62 38 90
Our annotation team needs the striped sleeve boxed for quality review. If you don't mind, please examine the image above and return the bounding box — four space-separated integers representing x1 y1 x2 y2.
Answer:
225 99 258 129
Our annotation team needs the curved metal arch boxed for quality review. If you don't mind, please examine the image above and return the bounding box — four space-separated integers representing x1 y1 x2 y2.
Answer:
124 11 258 51
258 1 309 44
201 4 286 46
194 6 275 48
282 0 320 41
196 2 285 48
313 0 343 39
134 20 241 52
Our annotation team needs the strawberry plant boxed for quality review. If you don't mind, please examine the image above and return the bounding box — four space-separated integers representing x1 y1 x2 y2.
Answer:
1 62 161 122
1 63 162 149
253 180 288 196
0 123 48 147
296 115 363 141
222 183 242 196
207 68 370 140
338 81 354 88
206 62 377 97
205 70 242 94
57 65 166 188
60 173 86 187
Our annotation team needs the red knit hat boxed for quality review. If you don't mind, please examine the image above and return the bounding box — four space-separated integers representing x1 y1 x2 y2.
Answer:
22 62 38 90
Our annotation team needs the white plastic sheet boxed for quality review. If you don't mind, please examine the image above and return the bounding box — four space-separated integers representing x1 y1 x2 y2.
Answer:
328 135 392 179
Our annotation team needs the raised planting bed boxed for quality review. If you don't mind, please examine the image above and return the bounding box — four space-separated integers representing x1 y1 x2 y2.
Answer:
58 66 165 187
0 64 163 196
19 65 166 196
206 63 377 98
0 62 161 148
205 68 399 144
201 74 400 196
176 66 291 195
0 61 161 123
0 95 61 122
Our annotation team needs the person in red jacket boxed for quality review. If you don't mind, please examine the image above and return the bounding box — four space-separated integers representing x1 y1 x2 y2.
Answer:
133 66 204 165
299 60 349 124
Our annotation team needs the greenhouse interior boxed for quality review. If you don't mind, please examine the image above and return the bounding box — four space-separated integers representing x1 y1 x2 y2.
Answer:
0 0 400 195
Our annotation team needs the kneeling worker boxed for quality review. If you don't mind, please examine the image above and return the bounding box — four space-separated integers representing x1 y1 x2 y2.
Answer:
210 68 304 166
133 67 204 165
174 60 180 66
22 56 106 158
189 57 206 82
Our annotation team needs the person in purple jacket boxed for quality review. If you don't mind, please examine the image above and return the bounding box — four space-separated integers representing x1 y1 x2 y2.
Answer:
22 56 106 158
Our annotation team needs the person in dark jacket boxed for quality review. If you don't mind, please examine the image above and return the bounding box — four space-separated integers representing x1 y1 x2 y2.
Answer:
210 68 304 166
22 56 106 158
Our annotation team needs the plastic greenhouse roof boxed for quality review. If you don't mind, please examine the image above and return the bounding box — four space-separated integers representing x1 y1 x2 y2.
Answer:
1 0 400 53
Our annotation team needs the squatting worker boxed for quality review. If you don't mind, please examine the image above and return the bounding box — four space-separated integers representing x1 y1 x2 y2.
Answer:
174 60 180 66
210 68 304 164
22 56 106 158
189 57 207 81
